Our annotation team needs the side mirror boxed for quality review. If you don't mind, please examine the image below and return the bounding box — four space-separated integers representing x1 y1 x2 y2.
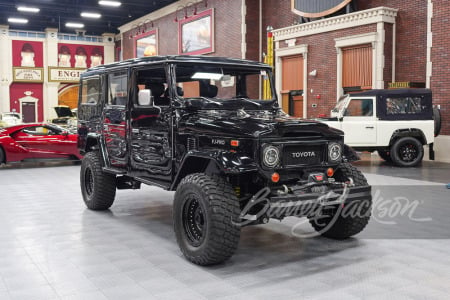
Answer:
138 89 153 106
62 131 69 136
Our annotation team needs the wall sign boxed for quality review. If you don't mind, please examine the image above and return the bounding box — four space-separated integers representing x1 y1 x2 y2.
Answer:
13 67 44 83
291 0 352 18
48 67 86 83
135 29 158 58
179 9 214 55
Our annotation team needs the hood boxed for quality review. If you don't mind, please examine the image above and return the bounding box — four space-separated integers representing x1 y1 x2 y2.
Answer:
53 106 73 118
179 110 343 139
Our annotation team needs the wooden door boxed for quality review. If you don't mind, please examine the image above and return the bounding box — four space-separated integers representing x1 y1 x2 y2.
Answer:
292 95 303 117
59 85 79 109
22 102 36 123
342 44 372 92
281 55 304 116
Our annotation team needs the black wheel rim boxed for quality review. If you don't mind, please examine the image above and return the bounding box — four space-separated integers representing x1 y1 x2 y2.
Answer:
398 143 418 162
84 167 94 196
182 194 206 247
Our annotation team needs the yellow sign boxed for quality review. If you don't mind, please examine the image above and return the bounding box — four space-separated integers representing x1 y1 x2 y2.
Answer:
388 82 425 89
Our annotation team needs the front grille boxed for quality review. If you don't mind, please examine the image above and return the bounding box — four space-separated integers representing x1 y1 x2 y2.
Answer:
282 145 323 166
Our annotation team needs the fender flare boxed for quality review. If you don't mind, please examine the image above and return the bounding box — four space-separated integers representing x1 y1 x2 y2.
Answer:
170 150 258 190
389 128 427 146
343 144 360 162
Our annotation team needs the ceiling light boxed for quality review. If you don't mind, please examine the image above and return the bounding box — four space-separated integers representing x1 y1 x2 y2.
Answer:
99 1 121 7
17 6 40 13
66 22 84 28
81 12 101 18
8 18 28 24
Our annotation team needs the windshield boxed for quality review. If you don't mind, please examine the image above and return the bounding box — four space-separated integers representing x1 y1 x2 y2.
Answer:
2 113 21 119
174 63 275 104
332 95 349 113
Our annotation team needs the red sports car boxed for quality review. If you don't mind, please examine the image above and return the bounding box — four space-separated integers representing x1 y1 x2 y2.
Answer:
0 123 82 164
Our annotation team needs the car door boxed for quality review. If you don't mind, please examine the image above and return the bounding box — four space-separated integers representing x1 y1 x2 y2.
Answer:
129 66 172 183
341 97 377 145
13 125 71 158
103 71 128 169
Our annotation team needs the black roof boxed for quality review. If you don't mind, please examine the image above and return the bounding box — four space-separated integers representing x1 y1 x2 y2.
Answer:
352 88 433 121
82 55 271 76
351 88 432 97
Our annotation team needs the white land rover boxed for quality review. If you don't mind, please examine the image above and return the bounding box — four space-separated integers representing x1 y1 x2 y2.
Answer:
320 88 441 167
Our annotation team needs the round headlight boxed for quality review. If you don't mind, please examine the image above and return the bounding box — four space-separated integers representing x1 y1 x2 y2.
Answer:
262 145 280 168
328 143 342 162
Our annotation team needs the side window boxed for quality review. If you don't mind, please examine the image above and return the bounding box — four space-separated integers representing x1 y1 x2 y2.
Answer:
22 126 56 136
108 72 128 106
387 97 423 115
81 77 100 105
136 67 168 106
345 99 373 116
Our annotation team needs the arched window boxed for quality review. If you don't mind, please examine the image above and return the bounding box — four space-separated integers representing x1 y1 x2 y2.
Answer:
21 43 35 67
75 47 87 68
58 45 71 67
90 47 103 67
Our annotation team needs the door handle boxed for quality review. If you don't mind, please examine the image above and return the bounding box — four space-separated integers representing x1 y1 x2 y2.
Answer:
365 126 374 129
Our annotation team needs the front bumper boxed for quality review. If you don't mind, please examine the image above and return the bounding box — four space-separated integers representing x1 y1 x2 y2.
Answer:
240 183 372 221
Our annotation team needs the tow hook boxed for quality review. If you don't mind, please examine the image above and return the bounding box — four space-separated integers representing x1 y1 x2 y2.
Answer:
276 185 289 196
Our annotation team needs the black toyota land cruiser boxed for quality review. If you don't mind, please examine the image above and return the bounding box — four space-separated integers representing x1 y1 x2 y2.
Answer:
77 55 372 265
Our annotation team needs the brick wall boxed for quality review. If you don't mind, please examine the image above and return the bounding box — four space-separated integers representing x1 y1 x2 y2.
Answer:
430 0 449 135
122 0 243 60
295 24 377 119
359 0 427 83
245 0 260 62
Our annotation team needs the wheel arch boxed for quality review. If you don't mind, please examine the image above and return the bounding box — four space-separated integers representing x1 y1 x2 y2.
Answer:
0 144 6 163
170 151 258 191
389 128 427 146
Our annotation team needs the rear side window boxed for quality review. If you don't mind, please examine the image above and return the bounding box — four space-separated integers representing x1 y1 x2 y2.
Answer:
108 72 128 106
386 97 423 115
81 77 101 105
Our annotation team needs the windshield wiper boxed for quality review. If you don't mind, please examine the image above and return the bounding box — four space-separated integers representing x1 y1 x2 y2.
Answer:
200 97 223 106
233 98 261 108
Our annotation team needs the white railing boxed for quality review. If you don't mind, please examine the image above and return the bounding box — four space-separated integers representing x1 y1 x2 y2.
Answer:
8 29 103 42
9 30 46 39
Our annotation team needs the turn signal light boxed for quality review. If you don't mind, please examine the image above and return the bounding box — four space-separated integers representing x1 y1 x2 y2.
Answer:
327 168 334 177
231 140 239 147
271 172 280 183
314 174 324 181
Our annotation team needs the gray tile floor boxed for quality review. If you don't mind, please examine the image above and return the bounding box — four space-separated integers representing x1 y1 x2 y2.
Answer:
0 157 449 300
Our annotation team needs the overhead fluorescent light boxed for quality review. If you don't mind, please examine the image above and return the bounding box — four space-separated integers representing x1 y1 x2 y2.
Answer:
8 18 28 24
81 12 101 18
17 6 40 13
66 22 84 28
99 1 121 7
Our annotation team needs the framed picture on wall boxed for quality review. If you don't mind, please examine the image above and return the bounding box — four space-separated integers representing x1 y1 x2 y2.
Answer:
135 29 158 58
179 9 214 55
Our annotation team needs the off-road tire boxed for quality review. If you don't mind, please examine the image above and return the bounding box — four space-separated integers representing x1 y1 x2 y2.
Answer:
390 137 424 167
80 151 116 210
174 173 241 265
309 163 371 239
433 107 441 137
0 146 5 164
377 149 391 162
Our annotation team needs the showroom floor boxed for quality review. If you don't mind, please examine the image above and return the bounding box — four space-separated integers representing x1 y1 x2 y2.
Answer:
0 156 449 300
